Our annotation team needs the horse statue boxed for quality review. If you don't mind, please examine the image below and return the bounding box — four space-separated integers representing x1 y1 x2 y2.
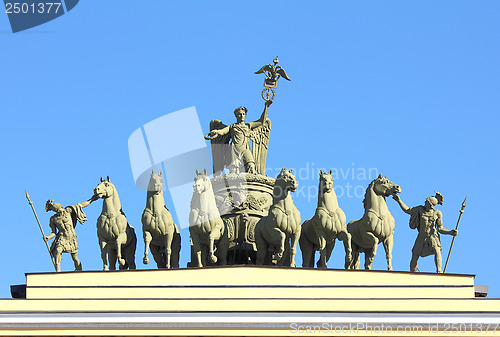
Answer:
94 177 137 270
142 170 181 269
347 174 401 270
299 170 352 269
189 169 229 267
255 167 301 267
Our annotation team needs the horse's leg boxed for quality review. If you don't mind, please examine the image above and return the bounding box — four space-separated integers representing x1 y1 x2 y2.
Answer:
171 227 181 268
150 244 165 268
99 238 109 271
277 240 291 266
191 232 203 267
318 237 333 269
267 227 286 260
350 241 360 270
324 240 335 265
316 230 329 269
289 227 301 267
115 232 127 267
360 232 379 270
201 243 209 266
217 226 229 266
299 230 314 268
161 212 174 269
338 230 353 269
125 230 137 270
164 230 174 269
354 251 361 269
208 228 218 264
143 231 152 265
347 236 358 270
383 234 394 271
108 249 117 271
255 222 267 265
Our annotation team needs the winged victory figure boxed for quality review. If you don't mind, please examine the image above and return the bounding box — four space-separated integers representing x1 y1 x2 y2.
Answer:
205 100 272 176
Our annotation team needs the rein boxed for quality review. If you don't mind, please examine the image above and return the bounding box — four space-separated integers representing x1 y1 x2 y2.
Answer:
273 203 293 216
101 211 116 219
144 208 161 218
317 205 337 218
367 209 385 221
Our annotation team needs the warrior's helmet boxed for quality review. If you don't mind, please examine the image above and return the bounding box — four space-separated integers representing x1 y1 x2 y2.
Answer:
45 199 62 212
426 191 444 208
426 196 438 207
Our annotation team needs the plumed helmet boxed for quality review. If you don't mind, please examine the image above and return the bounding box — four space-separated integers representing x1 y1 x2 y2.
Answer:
434 191 444 205
426 196 438 207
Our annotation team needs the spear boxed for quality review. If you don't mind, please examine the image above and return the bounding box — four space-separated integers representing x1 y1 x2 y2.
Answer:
443 197 467 273
25 190 56 270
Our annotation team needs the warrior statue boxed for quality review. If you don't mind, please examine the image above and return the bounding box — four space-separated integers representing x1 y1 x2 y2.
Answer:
44 196 98 272
393 192 458 273
205 100 273 176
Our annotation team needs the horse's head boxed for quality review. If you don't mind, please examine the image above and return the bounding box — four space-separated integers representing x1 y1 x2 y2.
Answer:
319 169 334 194
371 173 401 197
94 176 116 199
275 167 298 196
148 170 164 194
193 169 211 195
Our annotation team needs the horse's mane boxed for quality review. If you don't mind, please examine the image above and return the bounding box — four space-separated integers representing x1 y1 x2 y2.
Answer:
362 179 377 209
273 171 286 194
190 190 199 209
109 183 126 216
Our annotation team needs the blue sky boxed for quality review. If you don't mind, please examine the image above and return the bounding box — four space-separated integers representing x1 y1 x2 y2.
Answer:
1 1 499 298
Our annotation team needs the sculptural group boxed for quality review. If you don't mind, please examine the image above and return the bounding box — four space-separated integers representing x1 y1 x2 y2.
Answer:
37 59 459 273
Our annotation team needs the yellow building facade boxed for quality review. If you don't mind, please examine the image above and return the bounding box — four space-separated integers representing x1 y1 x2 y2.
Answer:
1 266 499 336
